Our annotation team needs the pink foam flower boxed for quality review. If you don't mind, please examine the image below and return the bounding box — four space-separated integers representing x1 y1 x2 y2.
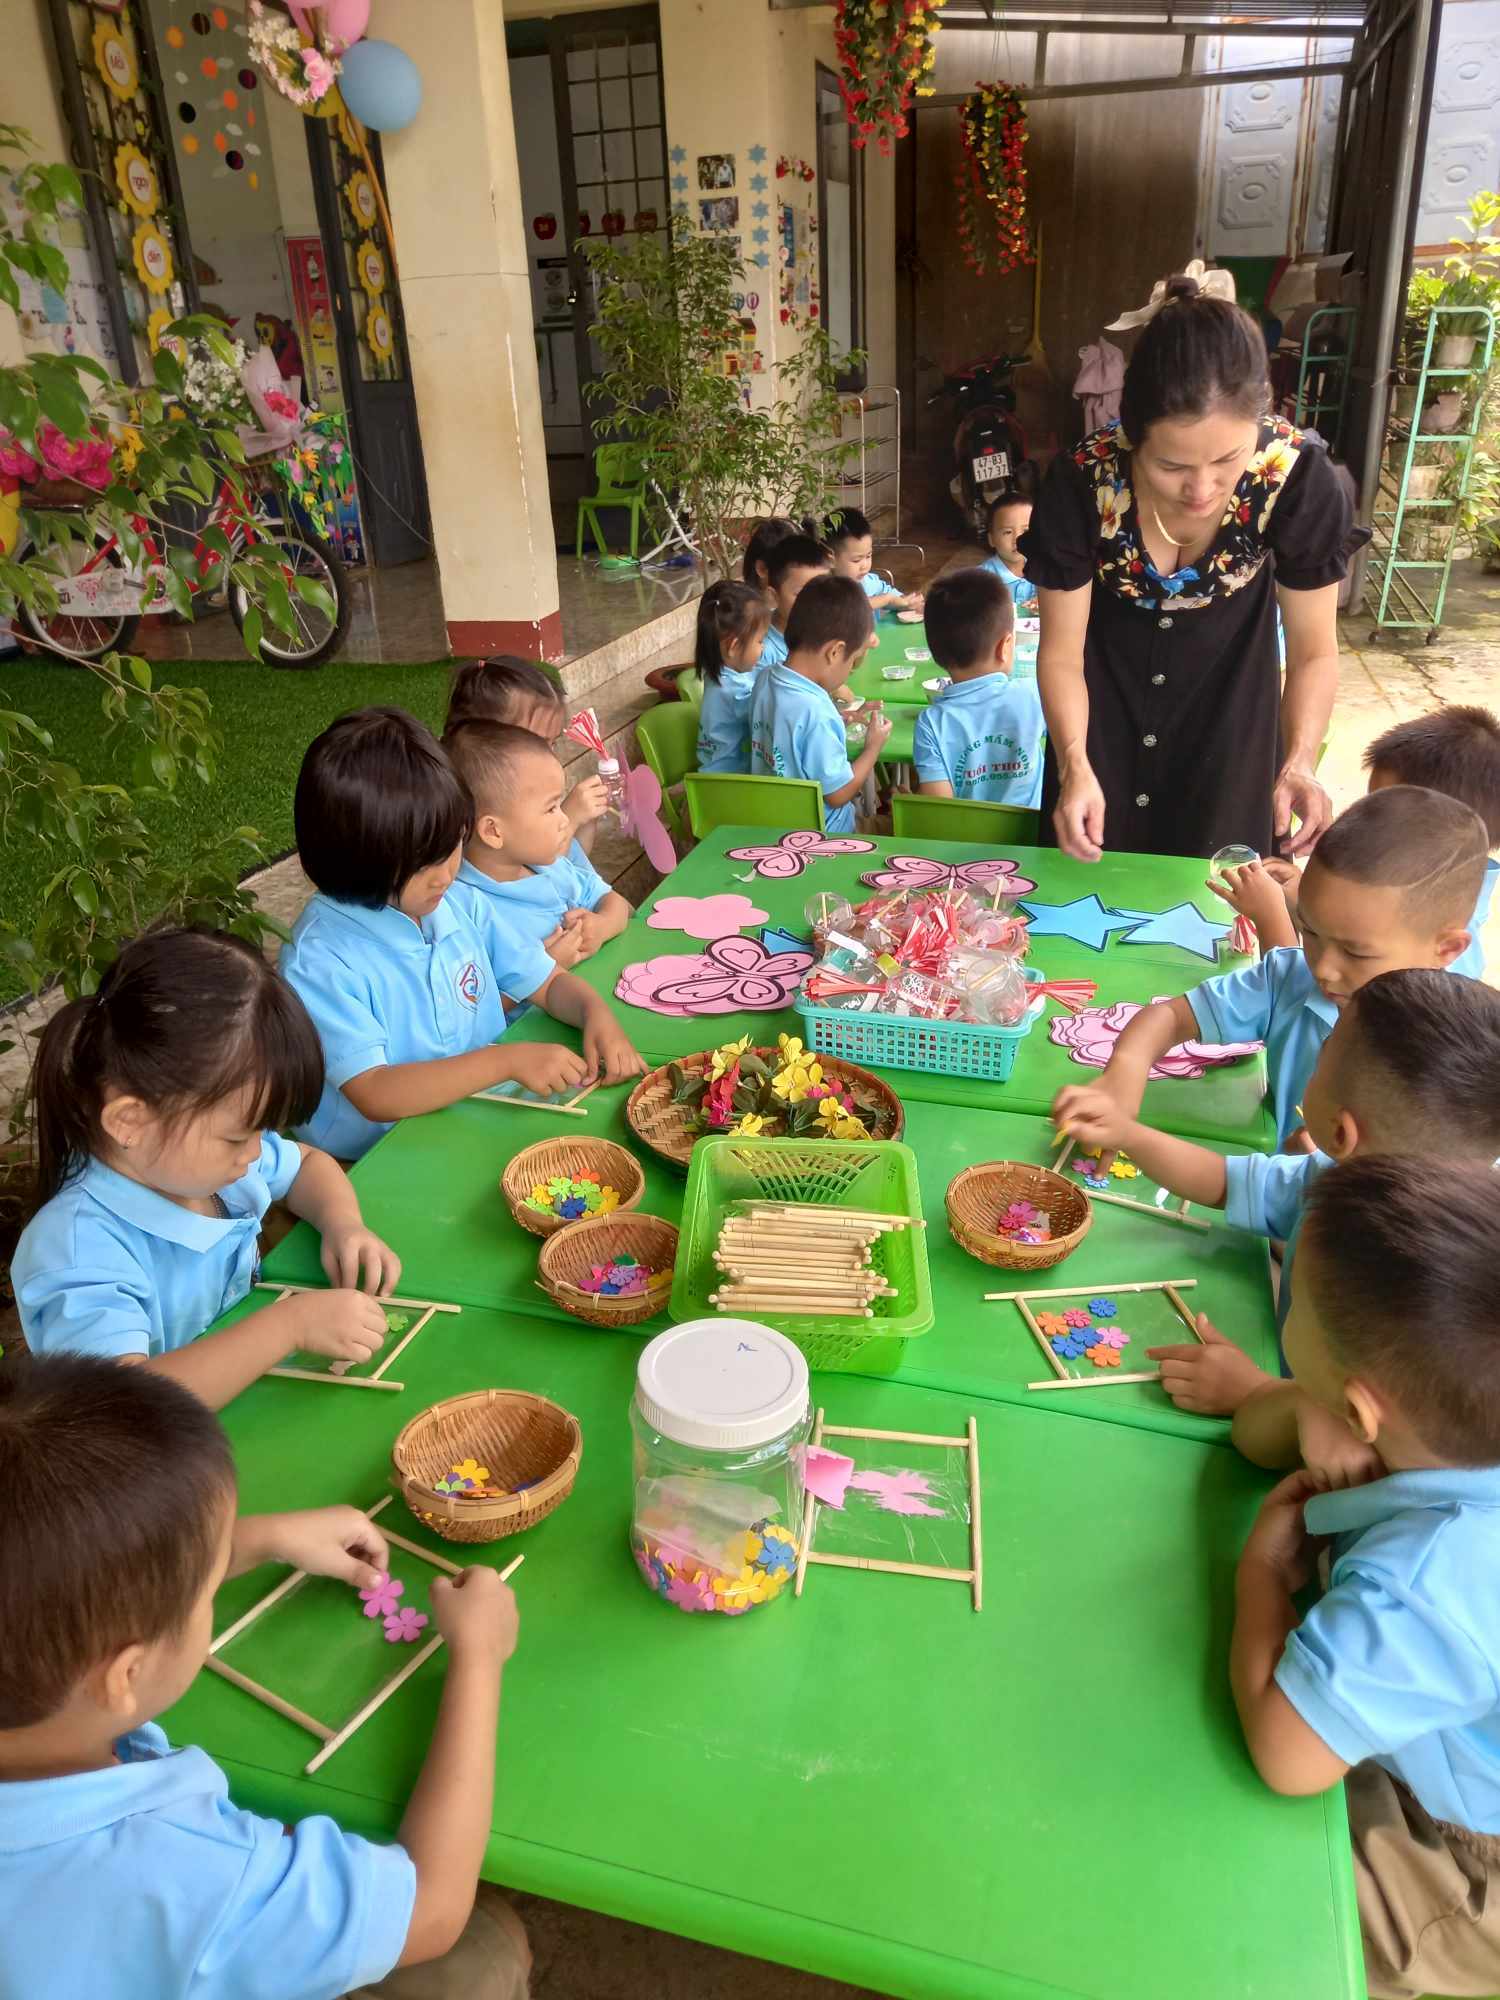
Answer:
383 1606 429 1644
358 1571 404 1619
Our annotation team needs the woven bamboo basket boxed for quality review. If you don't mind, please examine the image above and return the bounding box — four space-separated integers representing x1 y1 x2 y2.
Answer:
626 1047 904 1171
500 1136 645 1239
536 1211 679 1327
391 1388 582 1545
945 1161 1092 1272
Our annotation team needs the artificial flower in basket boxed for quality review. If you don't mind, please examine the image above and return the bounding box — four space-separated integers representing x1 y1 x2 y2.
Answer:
248 0 340 107
669 1034 874 1142
955 80 1032 276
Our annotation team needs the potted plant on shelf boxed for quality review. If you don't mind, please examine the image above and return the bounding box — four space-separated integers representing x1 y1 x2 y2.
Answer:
1434 190 1500 369
1393 266 1444 421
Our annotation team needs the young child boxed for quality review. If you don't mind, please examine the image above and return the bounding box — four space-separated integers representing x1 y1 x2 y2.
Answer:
749 575 889 835
1215 706 1500 973
0 1353 530 1999
443 723 645 1057
1054 969 1500 1441
693 578 772 775
823 507 922 617
444 656 609 856
10 929 399 1411
1229 1159 1500 2000
279 707 593 1163
914 567 1044 807
977 491 1038 614
757 533 832 672
1077 786 1488 1153
742 515 799 594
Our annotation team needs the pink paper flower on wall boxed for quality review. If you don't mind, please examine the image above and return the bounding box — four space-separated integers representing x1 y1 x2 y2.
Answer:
1049 997 1261 1079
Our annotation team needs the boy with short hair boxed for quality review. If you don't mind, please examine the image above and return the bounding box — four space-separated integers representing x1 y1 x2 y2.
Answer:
0 1353 531 1999
1231 1159 1500 2000
914 568 1044 807
443 656 610 856
756 534 833 671
1055 969 1500 1435
749 574 889 835
978 491 1037 614
1079 785 1489 1152
824 507 922 617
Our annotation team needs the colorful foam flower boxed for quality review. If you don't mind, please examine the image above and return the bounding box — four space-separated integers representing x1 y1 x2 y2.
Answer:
665 1572 716 1613
383 1606 429 1643
755 1534 798 1576
451 1458 489 1485
1089 1299 1118 1318
1087 1345 1123 1369
1108 1159 1139 1180
1036 1312 1069 1338
1062 1307 1092 1328
358 1572 404 1619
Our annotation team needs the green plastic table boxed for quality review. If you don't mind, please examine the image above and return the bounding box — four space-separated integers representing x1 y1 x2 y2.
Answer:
848 613 1038 715
168 1307 1360 2000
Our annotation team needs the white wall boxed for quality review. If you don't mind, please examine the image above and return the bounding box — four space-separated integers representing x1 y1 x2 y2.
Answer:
1415 0 1500 248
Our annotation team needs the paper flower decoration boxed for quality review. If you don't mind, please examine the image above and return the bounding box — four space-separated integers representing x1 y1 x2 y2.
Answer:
145 307 174 353
114 143 158 217
365 305 394 362
617 934 814 1015
94 20 139 99
344 169 379 227
358 1571 404 1619
648 892 769 939
356 237 387 296
1050 998 1261 1080
383 1606 429 1644
725 829 875 879
131 222 174 295
859 854 1038 900
665 1572 715 1613
1089 1299 1118 1318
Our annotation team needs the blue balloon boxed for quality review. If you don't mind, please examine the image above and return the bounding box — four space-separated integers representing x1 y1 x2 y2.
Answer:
339 39 422 132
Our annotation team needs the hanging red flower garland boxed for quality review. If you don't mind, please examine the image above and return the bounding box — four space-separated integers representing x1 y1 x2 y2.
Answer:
834 0 946 154
955 80 1033 275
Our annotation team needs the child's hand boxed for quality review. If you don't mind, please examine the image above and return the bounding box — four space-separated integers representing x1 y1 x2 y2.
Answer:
569 908 611 959
1146 1314 1273 1416
1240 1468 1328 1594
431 1565 520 1666
544 920 587 970
906 591 925 614
1282 1126 1319 1156
283 1287 390 1367
584 1015 646 1085
563 776 609 834
866 710 893 750
507 1041 591 1098
1206 860 1290 931
319 1223 401 1296
1295 1395 1383 1491
268 1505 391 1590
1260 856 1302 893
1051 1083 1134 1160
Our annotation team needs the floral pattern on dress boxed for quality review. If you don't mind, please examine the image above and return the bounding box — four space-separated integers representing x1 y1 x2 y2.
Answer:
1072 417 1307 614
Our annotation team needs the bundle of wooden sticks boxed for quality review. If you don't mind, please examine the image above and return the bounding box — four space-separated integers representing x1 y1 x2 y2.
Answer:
708 1202 923 1318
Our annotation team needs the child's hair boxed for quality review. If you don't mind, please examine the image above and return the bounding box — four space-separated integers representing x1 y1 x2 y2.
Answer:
1362 707 1500 848
987 485 1034 529
822 506 872 549
1333 967 1500 1153
0 1352 235 1727
1307 785 1490 928
442 718 557 808
784 573 874 659
742 516 799 586
445 657 564 735
1300 1158 1500 1466
30 930 323 1211
1119 278 1270 444
296 707 473 910
694 578 771 684
765 534 832 591
925 566 1014 673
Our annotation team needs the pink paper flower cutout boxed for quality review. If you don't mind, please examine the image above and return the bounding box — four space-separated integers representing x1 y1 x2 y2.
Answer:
848 1468 944 1517
620 934 815 1016
726 830 876 879
1049 997 1260 1080
648 892 770 939
383 1606 429 1644
359 1571 404 1619
858 854 1037 900
613 951 711 1017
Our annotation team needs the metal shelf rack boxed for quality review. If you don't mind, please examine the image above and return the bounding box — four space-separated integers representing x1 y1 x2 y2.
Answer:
833 384 923 563
1291 304 1358 448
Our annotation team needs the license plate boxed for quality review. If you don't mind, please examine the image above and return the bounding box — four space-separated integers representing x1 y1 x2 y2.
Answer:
972 450 1010 483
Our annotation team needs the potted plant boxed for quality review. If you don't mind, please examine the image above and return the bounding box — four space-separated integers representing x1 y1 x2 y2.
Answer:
1434 190 1500 368
1393 266 1444 420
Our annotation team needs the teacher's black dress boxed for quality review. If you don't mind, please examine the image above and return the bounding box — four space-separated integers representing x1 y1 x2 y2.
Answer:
1019 417 1364 858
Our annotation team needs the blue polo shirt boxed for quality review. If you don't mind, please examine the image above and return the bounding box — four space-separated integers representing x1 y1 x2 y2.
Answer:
448 846 612 999
1224 1147 1329 1363
750 660 857 835
696 665 758 773
757 624 789 671
0 1721 414 1997
978 554 1038 612
1276 1466 1500 1833
859 572 892 606
1186 948 1337 1148
279 892 506 1161
1451 855 1498 981
12 1134 301 1363
912 673 1044 806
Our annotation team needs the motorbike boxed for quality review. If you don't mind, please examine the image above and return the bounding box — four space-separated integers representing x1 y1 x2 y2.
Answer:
929 355 1030 537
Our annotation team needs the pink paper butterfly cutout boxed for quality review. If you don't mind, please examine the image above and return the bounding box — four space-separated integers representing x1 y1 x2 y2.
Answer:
617 934 815 1016
858 853 1038 899
726 830 876 879
1049 997 1261 1080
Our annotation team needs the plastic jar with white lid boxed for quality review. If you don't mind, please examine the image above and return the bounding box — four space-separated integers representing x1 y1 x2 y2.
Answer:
630 1317 811 1615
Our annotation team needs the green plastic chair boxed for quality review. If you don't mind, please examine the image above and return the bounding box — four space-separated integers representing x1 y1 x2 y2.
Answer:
575 443 651 561
683 771 826 839
892 792 1040 844
676 666 704 712
634 701 699 841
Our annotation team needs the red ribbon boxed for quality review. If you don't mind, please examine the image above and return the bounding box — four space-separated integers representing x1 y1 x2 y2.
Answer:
1027 978 1099 1014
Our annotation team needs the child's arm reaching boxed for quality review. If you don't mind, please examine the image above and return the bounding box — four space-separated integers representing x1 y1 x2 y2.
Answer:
1050 1088 1229 1209
563 774 609 853
825 712 892 808
230 1504 390 1589
533 969 646 1085
342 1040 591 1124
1207 860 1298 952
285 1145 401 1295
1057 994 1200 1167
144 1285 391 1410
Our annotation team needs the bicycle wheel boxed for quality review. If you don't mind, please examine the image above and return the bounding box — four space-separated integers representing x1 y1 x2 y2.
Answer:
229 528 349 667
13 533 140 664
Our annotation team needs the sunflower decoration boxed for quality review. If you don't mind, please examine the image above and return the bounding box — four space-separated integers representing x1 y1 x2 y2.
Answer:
145 305 176 354
356 237 387 298
93 18 139 101
131 221 175 295
365 304 394 363
344 170 379 229
114 143 158 219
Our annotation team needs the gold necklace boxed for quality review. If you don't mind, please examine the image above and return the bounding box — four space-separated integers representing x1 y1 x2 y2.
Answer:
1149 501 1183 558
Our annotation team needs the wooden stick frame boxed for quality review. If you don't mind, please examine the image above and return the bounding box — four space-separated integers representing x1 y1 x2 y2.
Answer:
467 1077 601 1118
204 1496 525 1775
1052 1137 1209 1231
794 1410 983 1611
980 1277 1206 1391
256 1284 461 1392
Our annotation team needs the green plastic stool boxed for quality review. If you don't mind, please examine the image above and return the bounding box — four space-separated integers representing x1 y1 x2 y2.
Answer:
634 701 699 842
892 792 1040 844
683 771 826 839
575 443 651 561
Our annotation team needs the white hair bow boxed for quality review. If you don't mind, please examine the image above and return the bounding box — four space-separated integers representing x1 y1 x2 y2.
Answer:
1107 259 1238 331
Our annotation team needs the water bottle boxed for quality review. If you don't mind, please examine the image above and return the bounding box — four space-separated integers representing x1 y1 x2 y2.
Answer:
597 755 627 827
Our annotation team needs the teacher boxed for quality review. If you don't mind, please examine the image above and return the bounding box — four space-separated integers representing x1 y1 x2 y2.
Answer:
1021 266 1365 862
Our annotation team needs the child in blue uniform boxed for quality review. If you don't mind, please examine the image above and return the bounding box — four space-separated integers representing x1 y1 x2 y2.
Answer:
977 491 1038 613
757 534 831 671
749 575 888 834
442 726 646 1066
279 708 591 1162
693 578 772 774
824 506 922 617
10 928 397 1410
444 655 609 857
914 567 1044 807
1077 786 1489 1152
742 515 799 592
1229 1160 1500 2000
0 1355 531 2000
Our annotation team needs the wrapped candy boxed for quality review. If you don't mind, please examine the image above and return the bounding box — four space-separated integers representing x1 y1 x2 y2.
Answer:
878 969 961 1019
949 949 1032 1025
804 892 855 951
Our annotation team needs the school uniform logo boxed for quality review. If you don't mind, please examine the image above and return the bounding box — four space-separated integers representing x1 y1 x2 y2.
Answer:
456 960 485 1008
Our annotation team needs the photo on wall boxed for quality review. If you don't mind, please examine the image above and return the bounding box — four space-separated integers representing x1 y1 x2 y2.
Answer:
697 153 736 189
700 196 739 232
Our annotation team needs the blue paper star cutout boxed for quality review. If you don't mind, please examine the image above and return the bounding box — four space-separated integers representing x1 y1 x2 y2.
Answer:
1016 895 1142 954
748 143 767 164
760 925 809 956
751 199 769 219
1112 902 1231 964
751 251 770 269
671 172 688 193
672 201 689 218
749 172 768 193
669 144 687 165
751 225 769 246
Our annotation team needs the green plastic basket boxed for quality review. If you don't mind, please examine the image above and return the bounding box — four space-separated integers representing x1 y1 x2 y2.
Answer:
793 986 1044 1083
670 1136 933 1372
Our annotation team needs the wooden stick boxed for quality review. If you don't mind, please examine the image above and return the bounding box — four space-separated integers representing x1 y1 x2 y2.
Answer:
1027 1370 1164 1391
710 1296 874 1317
794 1405 824 1598
467 1090 589 1116
804 1552 974 1584
266 1365 405 1391
206 1656 334 1740
820 1424 970 1446
254 1284 461 1314
1164 1284 1202 1337
1016 1296 1070 1380
379 1525 464 1577
714 1273 892 1292
561 1077 603 1111
966 1415 983 1614
717 1257 870 1274
1052 1131 1074 1163
367 1304 435 1381
212 1497 397 1653
1079 1187 1212 1230
736 1204 919 1227
982 1278 1198 1302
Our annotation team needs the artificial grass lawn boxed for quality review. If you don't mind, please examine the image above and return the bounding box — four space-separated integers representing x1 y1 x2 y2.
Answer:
0 656 454 1004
